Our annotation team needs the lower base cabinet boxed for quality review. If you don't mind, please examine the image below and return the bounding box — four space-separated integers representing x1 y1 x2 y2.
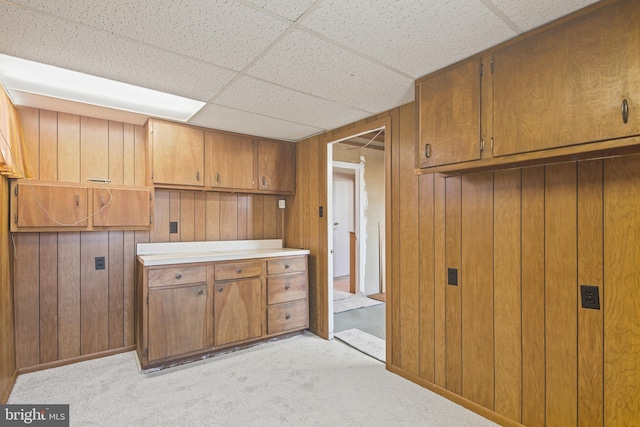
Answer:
137 255 308 369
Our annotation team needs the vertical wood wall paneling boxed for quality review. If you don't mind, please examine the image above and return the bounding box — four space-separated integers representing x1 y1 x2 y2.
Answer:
264 196 278 239
169 190 182 242
521 166 546 427
1 176 16 401
390 108 401 365
237 194 249 240
545 163 578 426
433 175 447 388
39 233 58 363
309 137 326 338
57 233 81 360
194 192 206 241
253 195 265 239
57 113 80 182
80 117 109 182
444 176 462 394
18 107 40 178
219 193 238 240
14 234 40 368
150 190 170 243
493 169 522 421
604 155 640 426
123 124 138 346
205 192 220 241
180 191 196 242
39 110 58 182
398 103 420 375
460 172 494 409
134 125 146 187
418 173 435 382
577 160 604 427
123 124 135 187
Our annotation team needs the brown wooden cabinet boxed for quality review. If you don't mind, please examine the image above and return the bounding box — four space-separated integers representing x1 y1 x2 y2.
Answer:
91 186 152 228
214 278 262 346
266 256 309 334
493 0 640 157
257 139 295 194
148 119 204 187
416 57 483 168
205 131 255 190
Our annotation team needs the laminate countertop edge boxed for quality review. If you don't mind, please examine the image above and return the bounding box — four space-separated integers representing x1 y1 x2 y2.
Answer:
137 248 310 266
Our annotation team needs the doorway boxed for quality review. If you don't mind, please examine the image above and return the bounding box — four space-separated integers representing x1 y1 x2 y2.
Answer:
326 127 386 358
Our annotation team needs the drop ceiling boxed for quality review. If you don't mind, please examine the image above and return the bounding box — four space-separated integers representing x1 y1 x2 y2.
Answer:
0 0 600 141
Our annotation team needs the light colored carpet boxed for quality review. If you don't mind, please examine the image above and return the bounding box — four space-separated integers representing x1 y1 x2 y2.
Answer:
334 328 386 362
9 332 498 427
333 289 353 301
333 292 383 313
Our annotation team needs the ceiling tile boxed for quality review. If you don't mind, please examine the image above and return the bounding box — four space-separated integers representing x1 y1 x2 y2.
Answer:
188 104 323 141
489 0 601 32
301 0 517 79
215 76 372 130
242 0 317 22
9 90 148 125
247 29 415 113
0 3 237 101
7 0 290 71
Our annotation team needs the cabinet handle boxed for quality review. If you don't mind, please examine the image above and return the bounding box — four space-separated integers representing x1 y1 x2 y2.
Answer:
196 171 200 181
284 264 290 269
425 143 432 158
197 289 204 296
236 268 243 274
262 176 266 186
100 194 105 206
218 287 224 292
216 172 220 183
284 283 291 290
622 99 629 124
75 194 80 206
285 312 291 320
175 274 182 280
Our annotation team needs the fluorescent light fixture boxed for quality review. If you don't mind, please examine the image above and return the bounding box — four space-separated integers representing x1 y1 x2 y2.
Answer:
0 53 205 122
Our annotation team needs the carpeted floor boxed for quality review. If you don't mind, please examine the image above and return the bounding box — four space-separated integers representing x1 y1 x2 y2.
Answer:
333 292 383 313
334 328 386 362
9 332 498 427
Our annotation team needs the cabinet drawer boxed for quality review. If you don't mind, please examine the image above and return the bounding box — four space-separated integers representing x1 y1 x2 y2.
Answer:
215 261 263 281
148 266 207 288
267 257 306 275
267 273 307 305
267 301 308 334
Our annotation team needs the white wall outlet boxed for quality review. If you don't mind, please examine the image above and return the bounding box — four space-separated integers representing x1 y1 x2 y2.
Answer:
278 199 286 209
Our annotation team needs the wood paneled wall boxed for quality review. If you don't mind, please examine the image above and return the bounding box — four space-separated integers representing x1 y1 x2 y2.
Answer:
292 102 640 425
1 175 17 402
12 107 283 370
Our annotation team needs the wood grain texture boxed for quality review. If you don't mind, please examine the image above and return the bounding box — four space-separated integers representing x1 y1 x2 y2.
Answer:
39 233 58 363
180 191 195 242
108 231 124 349
433 174 447 388
461 172 494 409
521 166 546 427
219 193 238 240
150 119 204 187
445 176 462 395
80 117 109 182
418 173 435 382
604 155 640 426
194 192 206 241
39 110 57 182
169 190 181 242
577 160 604 427
150 190 170 243
14 233 40 368
123 124 135 186
214 278 262 346
205 192 220 241
545 163 578 427
390 107 401 366
133 125 146 187
493 169 522 421
17 107 39 179
57 113 80 182
1 176 17 402
80 232 109 355
109 121 124 185
57 232 81 360
123 231 136 346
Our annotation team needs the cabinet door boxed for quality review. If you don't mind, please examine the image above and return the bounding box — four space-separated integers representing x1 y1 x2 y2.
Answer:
150 119 204 186
417 58 482 168
257 139 295 194
493 0 640 157
148 283 208 361
13 181 88 229
92 187 152 228
214 278 262 346
205 131 255 190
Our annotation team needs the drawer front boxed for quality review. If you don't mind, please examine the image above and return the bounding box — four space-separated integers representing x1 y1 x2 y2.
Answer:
267 256 306 275
267 301 308 335
267 273 307 305
215 261 263 281
148 266 207 288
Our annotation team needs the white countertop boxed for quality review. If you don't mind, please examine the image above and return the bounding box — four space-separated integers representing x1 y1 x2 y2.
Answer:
137 240 310 266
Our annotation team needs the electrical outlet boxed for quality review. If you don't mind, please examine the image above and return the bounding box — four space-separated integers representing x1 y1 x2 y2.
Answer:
447 268 458 286
278 199 286 209
170 222 178 233
95 256 105 271
580 285 600 310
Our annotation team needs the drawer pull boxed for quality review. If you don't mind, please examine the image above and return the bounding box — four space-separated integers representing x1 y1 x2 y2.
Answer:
218 287 224 292
622 99 629 124
285 312 291 320
236 268 243 274
284 264 290 269
175 274 182 280
75 194 80 206
284 283 291 290
197 289 204 296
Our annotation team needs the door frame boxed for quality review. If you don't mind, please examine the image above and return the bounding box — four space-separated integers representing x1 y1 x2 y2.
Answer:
325 121 388 339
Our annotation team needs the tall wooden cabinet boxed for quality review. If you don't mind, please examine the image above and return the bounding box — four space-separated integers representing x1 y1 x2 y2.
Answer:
493 0 640 157
205 131 255 190
257 139 295 193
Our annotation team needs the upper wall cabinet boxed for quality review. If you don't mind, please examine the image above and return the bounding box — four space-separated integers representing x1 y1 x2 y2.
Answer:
257 139 295 194
493 0 640 157
148 119 205 187
205 131 255 191
416 57 483 168
92 186 152 228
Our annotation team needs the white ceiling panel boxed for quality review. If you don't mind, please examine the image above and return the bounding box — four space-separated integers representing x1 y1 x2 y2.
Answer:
7 0 289 71
188 104 323 141
247 29 415 113
9 91 149 125
242 0 318 22
301 0 517 78
0 3 237 102
215 76 373 130
490 0 601 32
